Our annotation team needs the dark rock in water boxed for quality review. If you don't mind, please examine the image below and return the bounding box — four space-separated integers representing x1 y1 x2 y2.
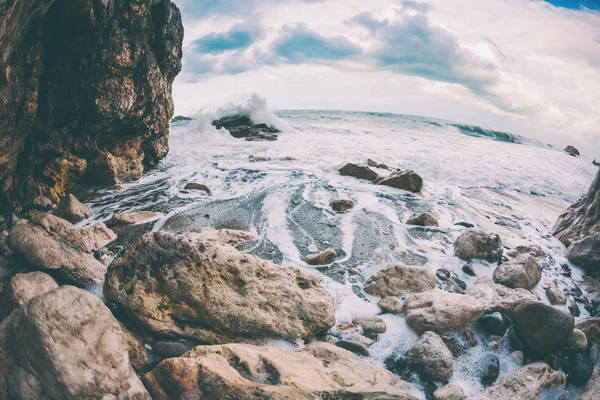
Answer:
406 213 439 227
335 340 370 356
339 163 379 182
378 170 423 193
454 222 475 228
566 234 600 276
0 0 183 209
462 263 476 276
481 354 500 386
330 199 355 213
153 341 193 358
545 354 562 371
565 145 581 157
171 115 192 122
307 248 337 265
569 302 581 317
553 169 600 247
436 269 451 281
506 327 524 351
494 217 520 229
570 354 594 385
454 229 503 262
184 182 212 195
366 159 392 170
478 312 509 336
594 159 600 167
212 115 280 141
437 271 467 294
513 300 574 355
245 132 278 142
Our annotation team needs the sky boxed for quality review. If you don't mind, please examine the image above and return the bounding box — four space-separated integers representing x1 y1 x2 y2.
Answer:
172 0 600 154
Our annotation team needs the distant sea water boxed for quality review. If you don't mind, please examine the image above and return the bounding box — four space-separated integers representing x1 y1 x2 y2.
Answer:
84 95 598 398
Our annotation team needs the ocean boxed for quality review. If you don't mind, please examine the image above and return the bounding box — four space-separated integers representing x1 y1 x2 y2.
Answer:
83 95 598 398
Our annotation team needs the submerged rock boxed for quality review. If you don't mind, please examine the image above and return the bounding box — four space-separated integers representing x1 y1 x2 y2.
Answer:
378 170 423 192
454 229 503 262
104 231 335 343
142 342 413 399
54 194 92 223
212 115 280 141
469 363 566 400
466 277 537 316
330 199 355 213
339 163 379 182
565 145 580 157
307 248 337 265
106 211 163 227
405 289 484 334
566 233 600 276
493 254 541 290
0 286 149 399
363 264 436 297
407 331 454 381
513 301 574 355
183 182 212 195
406 213 439 227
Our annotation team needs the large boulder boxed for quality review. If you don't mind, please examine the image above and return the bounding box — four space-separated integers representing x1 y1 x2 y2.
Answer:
513 301 574 355
54 194 92 223
492 254 541 289
553 169 600 246
468 363 566 400
104 231 335 343
0 286 149 399
7 220 107 286
466 277 537 317
363 264 436 297
143 342 414 400
407 331 454 381
0 272 58 318
0 0 183 209
454 229 503 262
212 115 280 141
378 170 423 193
405 289 484 334
566 233 600 276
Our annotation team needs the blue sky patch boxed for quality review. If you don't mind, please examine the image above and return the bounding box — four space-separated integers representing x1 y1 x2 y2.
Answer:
544 0 600 10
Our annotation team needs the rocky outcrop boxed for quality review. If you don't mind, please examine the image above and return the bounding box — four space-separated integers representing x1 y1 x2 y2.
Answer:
492 255 541 290
142 342 414 400
363 264 436 297
0 0 183 210
0 286 149 399
405 289 484 334
454 229 503 262
104 230 335 343
466 277 537 316
212 115 280 141
553 169 600 246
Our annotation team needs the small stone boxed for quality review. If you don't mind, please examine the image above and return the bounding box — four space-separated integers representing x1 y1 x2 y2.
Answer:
481 354 500 386
353 318 387 338
406 213 439 227
512 350 524 365
54 194 92 223
436 269 451 281
335 340 370 357
364 264 436 297
571 329 589 351
569 303 581 317
378 296 404 314
330 199 355 213
339 323 354 331
546 282 567 305
462 263 476 276
307 248 337 265
570 354 594 384
183 182 212 195
478 312 509 336
433 384 465 400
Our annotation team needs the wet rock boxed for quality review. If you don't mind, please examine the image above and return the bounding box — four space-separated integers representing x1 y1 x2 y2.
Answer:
581 367 600 400
566 234 600 276
89 151 144 185
565 145 580 157
512 350 524 365
468 363 566 400
331 199 355 213
513 300 574 355
454 222 475 228
104 231 335 343
546 282 567 305
335 340 370 357
579 277 600 303
154 341 193 359
183 182 212 195
576 318 600 346
106 211 163 227
454 229 503 262
437 271 467 294
378 170 423 193
553 170 600 247
353 318 387 338
462 263 476 276
507 244 546 258
570 328 588 350
495 217 520 229
436 269 451 280
545 354 561 371
0 286 149 399
378 296 404 314
31 196 55 211
7 220 107 286
142 342 412 399
54 194 92 223
481 354 500 386
364 264 436 297
171 115 192 122
433 384 464 400
191 226 257 246
407 331 454 381
466 277 537 317
121 327 150 372
406 213 439 227
339 163 379 182
405 289 484 334
366 159 392 170
478 312 509 336
493 254 541 290
0 272 58 318
570 354 594 385
212 115 280 140
307 248 337 265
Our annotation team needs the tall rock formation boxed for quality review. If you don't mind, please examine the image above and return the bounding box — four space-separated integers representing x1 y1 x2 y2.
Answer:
0 0 183 210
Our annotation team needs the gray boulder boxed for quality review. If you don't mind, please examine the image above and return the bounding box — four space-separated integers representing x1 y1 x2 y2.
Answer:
493 255 541 289
364 264 436 297
0 272 58 318
454 229 503 262
407 331 454 381
513 301 574 354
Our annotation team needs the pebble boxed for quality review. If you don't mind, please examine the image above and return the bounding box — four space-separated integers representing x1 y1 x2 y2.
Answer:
481 354 500 386
462 263 476 276
478 312 509 336
436 269 451 281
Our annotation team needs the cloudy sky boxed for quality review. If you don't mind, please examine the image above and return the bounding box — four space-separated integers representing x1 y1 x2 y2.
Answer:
172 0 600 153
